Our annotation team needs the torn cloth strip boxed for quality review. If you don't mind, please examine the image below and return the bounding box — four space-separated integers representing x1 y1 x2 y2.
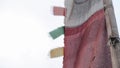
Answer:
53 6 66 16
49 26 64 39
63 9 112 68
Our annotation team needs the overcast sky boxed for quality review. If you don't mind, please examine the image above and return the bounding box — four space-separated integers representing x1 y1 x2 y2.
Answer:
0 0 119 68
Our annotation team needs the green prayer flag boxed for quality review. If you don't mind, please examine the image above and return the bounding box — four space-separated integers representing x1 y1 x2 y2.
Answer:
49 26 64 39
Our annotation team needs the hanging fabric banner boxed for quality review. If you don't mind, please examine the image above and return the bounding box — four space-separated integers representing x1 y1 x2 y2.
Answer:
63 0 117 68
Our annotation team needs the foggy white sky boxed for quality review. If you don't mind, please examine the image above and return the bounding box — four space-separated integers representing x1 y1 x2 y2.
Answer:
0 0 119 68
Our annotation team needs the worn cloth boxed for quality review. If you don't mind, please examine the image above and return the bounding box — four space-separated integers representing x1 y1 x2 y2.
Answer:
63 9 112 68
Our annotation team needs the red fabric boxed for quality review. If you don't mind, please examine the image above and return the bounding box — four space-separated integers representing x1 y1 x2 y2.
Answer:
53 6 66 16
63 9 112 68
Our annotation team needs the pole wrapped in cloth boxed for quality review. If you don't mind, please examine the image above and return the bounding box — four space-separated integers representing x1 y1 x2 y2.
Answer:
63 0 113 68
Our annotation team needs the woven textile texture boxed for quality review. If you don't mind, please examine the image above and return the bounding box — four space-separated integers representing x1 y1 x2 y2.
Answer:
63 9 112 68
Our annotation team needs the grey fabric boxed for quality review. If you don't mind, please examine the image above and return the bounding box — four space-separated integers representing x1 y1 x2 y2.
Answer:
115 42 120 67
104 0 119 37
64 0 104 27
104 0 120 67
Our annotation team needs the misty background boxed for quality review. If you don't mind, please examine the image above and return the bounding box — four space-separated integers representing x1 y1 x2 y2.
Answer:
0 0 119 68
